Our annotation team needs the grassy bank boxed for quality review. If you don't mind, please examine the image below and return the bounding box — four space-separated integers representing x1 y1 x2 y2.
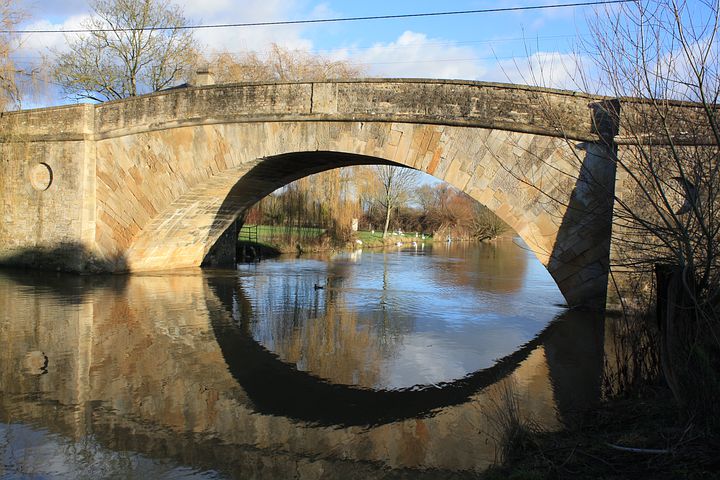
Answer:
355 230 432 248
483 309 719 479
238 225 434 254
482 387 719 480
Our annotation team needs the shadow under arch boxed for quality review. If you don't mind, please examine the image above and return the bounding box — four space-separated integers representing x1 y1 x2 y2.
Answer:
207 275 603 428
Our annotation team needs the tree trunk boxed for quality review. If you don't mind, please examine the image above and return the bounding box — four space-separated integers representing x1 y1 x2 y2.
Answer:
382 205 391 239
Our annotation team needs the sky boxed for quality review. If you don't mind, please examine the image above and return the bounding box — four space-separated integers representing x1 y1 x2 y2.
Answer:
10 0 609 107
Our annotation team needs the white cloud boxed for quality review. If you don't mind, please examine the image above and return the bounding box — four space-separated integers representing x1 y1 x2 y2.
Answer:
485 51 589 90
330 31 589 89
173 0 236 18
349 31 487 80
16 0 317 62
175 0 313 53
15 14 91 61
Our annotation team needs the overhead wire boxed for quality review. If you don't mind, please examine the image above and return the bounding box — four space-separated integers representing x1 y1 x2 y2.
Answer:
3 0 636 34
8 33 579 62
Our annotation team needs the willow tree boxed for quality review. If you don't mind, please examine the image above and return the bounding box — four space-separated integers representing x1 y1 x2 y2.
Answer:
0 0 25 110
207 43 362 83
53 0 197 102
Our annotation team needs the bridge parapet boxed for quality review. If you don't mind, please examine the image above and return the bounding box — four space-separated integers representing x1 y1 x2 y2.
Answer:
93 79 603 141
0 103 94 142
616 97 719 145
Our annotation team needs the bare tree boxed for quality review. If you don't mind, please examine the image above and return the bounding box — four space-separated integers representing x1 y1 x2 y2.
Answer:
0 1 26 110
0 2 48 111
415 183 507 240
53 0 197 102
374 166 420 238
584 0 719 423
206 43 362 83
508 0 720 424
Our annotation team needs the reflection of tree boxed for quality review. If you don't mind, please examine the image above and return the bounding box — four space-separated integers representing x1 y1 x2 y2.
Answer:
431 239 528 294
377 253 414 349
245 272 387 388
241 259 414 388
276 298 383 388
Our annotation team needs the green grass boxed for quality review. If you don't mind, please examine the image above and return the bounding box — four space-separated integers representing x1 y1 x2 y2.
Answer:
239 225 433 251
240 224 325 241
356 230 432 248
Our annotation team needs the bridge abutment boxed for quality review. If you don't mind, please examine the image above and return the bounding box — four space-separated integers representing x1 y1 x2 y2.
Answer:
0 104 101 271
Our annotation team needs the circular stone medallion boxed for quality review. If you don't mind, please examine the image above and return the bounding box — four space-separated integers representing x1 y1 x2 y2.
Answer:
29 163 53 191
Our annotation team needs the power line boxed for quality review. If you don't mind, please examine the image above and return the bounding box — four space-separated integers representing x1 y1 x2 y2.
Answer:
11 53 544 67
9 33 581 61
6 0 636 35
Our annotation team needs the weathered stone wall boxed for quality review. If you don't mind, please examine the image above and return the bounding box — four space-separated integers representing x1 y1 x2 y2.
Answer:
92 79 600 141
0 104 96 270
93 119 609 306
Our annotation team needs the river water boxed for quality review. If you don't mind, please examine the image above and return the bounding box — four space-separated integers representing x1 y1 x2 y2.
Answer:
0 239 604 479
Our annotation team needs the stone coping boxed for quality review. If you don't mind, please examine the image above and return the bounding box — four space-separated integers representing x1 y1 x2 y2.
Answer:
1 78 714 144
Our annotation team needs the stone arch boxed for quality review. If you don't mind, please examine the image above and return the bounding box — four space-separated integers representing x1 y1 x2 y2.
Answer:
94 119 609 307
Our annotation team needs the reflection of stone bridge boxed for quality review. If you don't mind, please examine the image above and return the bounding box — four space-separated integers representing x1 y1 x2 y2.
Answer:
0 271 603 477
1 79 630 307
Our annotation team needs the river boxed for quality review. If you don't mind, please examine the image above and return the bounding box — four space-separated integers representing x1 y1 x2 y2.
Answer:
0 238 604 479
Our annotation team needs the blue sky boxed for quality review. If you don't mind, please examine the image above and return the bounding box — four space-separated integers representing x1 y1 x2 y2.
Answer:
13 0 604 105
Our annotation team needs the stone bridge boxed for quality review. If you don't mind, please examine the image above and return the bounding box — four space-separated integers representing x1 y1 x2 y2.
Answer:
1 78 635 307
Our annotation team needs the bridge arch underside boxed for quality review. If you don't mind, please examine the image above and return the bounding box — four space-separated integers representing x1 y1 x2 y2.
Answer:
96 120 613 308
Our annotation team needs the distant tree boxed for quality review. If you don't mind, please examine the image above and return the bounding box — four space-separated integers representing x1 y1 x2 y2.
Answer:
415 183 452 233
206 43 362 83
374 166 420 238
415 183 506 240
53 0 197 102
469 203 508 241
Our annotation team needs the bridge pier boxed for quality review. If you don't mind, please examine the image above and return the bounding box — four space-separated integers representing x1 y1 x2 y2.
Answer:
547 100 620 310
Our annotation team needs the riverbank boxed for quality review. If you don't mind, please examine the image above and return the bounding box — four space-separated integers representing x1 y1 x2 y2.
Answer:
355 230 432 248
236 224 523 257
483 385 719 479
237 226 435 257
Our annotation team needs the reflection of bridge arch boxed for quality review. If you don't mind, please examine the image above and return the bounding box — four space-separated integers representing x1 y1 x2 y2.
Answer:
207 276 602 427
0 269 604 476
